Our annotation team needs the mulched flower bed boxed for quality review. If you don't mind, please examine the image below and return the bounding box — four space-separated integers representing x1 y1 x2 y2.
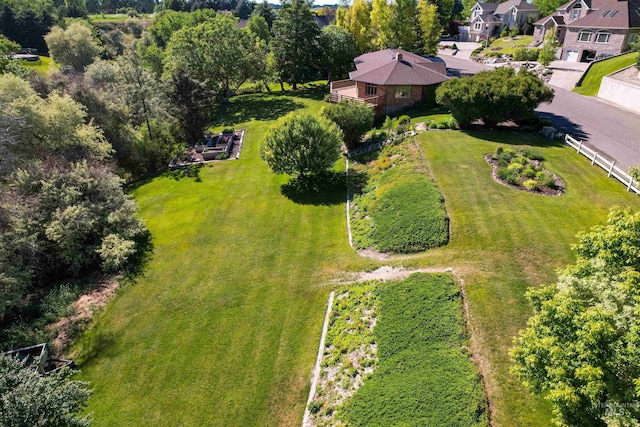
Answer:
485 147 564 196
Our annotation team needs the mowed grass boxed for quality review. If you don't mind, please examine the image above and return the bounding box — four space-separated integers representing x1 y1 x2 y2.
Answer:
21 56 58 74
573 52 638 96
73 90 370 426
398 130 640 426
345 274 488 427
484 35 533 55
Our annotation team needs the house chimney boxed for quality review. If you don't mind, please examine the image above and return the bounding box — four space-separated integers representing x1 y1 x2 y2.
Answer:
396 52 403 61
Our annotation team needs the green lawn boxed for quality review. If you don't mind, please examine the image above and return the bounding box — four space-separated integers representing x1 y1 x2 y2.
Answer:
21 56 58 74
73 91 640 427
406 130 640 426
484 35 533 55
88 14 152 23
74 90 371 426
573 52 638 96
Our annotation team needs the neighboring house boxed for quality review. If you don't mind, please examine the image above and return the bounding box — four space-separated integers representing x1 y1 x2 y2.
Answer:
534 0 640 62
468 0 540 41
329 49 449 116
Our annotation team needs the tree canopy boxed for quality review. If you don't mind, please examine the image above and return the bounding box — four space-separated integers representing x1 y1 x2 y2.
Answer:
511 208 640 427
0 355 92 427
260 113 343 177
271 0 321 90
165 13 263 99
436 68 555 128
319 25 358 81
45 22 101 72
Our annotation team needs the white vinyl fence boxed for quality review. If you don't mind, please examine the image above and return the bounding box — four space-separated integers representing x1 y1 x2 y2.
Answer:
565 134 640 195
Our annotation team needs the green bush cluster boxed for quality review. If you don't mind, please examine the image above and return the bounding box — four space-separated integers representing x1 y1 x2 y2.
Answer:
427 117 458 129
513 48 540 61
350 140 449 253
344 274 489 426
492 146 557 190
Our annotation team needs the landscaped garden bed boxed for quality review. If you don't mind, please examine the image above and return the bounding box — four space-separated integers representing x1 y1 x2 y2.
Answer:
486 146 564 196
349 138 449 253
308 274 489 427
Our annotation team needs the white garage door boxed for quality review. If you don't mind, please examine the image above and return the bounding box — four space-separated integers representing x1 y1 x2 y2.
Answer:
566 50 579 62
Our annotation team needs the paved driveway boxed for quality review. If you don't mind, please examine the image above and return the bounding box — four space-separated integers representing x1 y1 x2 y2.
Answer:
439 55 640 171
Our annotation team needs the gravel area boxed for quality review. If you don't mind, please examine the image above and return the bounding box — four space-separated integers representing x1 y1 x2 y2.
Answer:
608 66 640 86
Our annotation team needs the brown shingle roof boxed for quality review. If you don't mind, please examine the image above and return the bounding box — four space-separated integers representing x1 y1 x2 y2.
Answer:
566 0 640 28
349 49 448 86
495 0 539 14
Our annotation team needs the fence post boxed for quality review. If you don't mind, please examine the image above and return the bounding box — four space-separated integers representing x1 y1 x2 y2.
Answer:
628 177 633 191
592 152 598 165
577 140 583 154
608 161 615 177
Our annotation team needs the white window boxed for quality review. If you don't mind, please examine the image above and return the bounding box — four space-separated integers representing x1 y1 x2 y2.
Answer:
474 21 483 30
571 9 580 19
595 31 610 43
395 85 411 99
365 83 377 96
578 30 592 42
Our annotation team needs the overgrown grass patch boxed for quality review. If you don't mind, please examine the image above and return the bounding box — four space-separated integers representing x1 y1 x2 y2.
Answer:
349 138 448 253
313 274 488 426
20 56 58 74
573 52 637 96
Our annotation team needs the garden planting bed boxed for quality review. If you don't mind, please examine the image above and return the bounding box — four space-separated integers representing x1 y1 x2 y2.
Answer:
348 137 449 254
307 274 488 427
485 146 564 196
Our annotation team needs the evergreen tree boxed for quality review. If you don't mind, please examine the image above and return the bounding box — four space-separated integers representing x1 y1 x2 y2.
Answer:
271 0 321 89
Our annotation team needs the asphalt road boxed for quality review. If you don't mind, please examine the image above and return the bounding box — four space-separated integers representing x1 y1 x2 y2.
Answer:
440 55 640 171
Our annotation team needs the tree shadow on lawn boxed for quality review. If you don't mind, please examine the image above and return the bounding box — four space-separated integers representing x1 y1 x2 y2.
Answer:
274 83 328 101
281 171 350 205
214 95 305 126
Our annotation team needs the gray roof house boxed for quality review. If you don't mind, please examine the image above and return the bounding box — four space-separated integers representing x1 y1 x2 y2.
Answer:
468 0 540 41
533 0 640 62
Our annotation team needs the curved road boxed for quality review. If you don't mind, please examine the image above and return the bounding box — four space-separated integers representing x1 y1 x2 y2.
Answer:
441 55 640 170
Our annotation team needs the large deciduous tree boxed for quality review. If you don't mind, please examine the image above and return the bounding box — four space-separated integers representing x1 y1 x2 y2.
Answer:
260 113 343 177
165 14 263 100
335 0 371 53
393 0 418 50
511 208 640 427
436 68 554 128
271 0 321 90
319 25 358 81
0 355 92 427
167 74 215 144
45 22 101 72
369 0 394 50
417 0 441 55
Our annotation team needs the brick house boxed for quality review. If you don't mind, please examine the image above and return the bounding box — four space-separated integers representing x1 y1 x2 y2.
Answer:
533 0 640 62
468 0 540 41
328 49 449 116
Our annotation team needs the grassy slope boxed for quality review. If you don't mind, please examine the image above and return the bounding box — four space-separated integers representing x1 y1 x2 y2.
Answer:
404 130 640 426
74 91 370 426
346 274 488 427
573 52 638 96
484 35 533 55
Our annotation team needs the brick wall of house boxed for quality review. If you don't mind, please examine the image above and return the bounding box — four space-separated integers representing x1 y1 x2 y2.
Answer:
562 28 628 60
378 85 424 115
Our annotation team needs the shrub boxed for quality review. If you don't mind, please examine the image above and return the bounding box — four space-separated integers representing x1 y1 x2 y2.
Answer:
523 179 539 191
308 400 323 414
513 48 540 61
436 119 448 129
322 101 374 149
436 68 554 128
500 26 510 38
451 43 458 50
523 168 537 178
536 170 556 188
260 113 343 177
447 117 458 129
429 121 438 129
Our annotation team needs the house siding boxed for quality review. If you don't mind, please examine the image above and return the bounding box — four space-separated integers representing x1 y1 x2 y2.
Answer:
562 28 629 61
